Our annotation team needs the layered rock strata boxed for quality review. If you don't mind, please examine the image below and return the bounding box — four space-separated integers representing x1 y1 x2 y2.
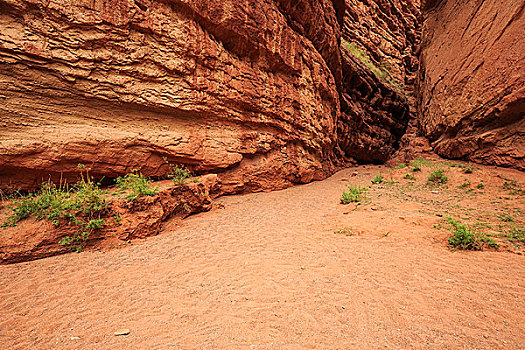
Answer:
0 0 343 192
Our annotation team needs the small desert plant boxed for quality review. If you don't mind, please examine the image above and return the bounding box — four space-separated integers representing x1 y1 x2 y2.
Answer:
463 165 474 174
458 181 470 189
507 226 525 243
163 157 192 185
116 171 157 201
427 169 448 185
341 185 368 204
446 217 482 250
169 164 192 185
498 213 515 222
410 157 433 171
477 183 484 189
394 163 406 170
502 179 523 195
2 165 107 251
371 174 384 184
334 228 353 236
403 173 415 180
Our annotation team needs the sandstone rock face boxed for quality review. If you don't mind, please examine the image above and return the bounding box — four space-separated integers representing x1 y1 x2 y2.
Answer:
418 0 525 169
339 46 410 162
342 0 420 94
338 0 420 162
0 0 343 192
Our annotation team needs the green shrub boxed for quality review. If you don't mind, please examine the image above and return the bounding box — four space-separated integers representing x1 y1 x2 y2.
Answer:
163 157 192 185
371 174 384 184
115 172 157 201
169 165 192 185
446 217 482 250
2 165 107 251
428 169 448 185
403 173 415 180
341 185 368 204
477 183 484 189
458 181 470 189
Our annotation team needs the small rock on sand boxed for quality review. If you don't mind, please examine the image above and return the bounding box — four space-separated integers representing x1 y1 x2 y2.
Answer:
114 329 130 336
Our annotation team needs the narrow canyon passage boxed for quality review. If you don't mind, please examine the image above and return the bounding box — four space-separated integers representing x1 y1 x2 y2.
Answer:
1 167 524 349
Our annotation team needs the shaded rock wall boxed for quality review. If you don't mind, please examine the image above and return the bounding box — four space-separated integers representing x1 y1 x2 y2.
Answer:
338 0 420 162
0 0 343 192
342 0 420 94
418 0 525 169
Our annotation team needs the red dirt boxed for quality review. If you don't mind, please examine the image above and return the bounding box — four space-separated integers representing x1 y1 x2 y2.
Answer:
0 163 524 349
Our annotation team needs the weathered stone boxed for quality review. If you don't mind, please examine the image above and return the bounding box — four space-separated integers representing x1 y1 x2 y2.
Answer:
418 0 525 169
0 0 342 192
338 0 420 162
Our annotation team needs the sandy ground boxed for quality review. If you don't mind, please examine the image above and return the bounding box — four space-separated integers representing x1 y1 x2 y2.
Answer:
1 165 524 349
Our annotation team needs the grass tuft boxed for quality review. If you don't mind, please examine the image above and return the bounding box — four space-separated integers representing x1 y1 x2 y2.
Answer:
428 169 448 185
371 174 384 184
116 171 157 201
341 185 368 204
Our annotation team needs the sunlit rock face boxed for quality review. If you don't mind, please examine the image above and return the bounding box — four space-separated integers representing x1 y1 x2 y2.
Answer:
0 0 344 192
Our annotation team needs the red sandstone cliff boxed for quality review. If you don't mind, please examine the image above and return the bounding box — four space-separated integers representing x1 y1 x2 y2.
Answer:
0 0 343 192
338 0 420 162
1 0 523 192
418 0 525 169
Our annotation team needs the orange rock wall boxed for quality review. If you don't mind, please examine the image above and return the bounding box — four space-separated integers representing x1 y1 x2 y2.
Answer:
418 0 525 169
0 0 343 192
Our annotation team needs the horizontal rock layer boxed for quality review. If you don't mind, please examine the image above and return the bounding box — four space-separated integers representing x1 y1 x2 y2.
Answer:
0 0 343 192
418 0 525 169
339 46 410 162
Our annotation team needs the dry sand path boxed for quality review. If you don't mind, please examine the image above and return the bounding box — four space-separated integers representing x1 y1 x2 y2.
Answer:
1 167 524 349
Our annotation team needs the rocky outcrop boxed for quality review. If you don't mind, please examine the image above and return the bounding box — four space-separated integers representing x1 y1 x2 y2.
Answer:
0 174 217 264
339 46 410 162
338 0 420 162
418 0 525 169
0 0 343 192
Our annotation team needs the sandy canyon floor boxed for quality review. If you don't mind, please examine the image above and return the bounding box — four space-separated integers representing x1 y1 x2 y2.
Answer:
1 162 524 349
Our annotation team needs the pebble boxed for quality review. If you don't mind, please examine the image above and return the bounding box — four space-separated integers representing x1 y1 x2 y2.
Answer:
114 329 130 336
70 336 80 340
431 190 439 194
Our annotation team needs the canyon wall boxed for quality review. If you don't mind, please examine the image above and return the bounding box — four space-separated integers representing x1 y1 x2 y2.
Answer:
418 0 525 169
5 0 520 193
0 0 343 192
338 0 420 162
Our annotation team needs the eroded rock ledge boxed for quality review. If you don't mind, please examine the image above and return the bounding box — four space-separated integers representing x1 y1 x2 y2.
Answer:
0 174 218 264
